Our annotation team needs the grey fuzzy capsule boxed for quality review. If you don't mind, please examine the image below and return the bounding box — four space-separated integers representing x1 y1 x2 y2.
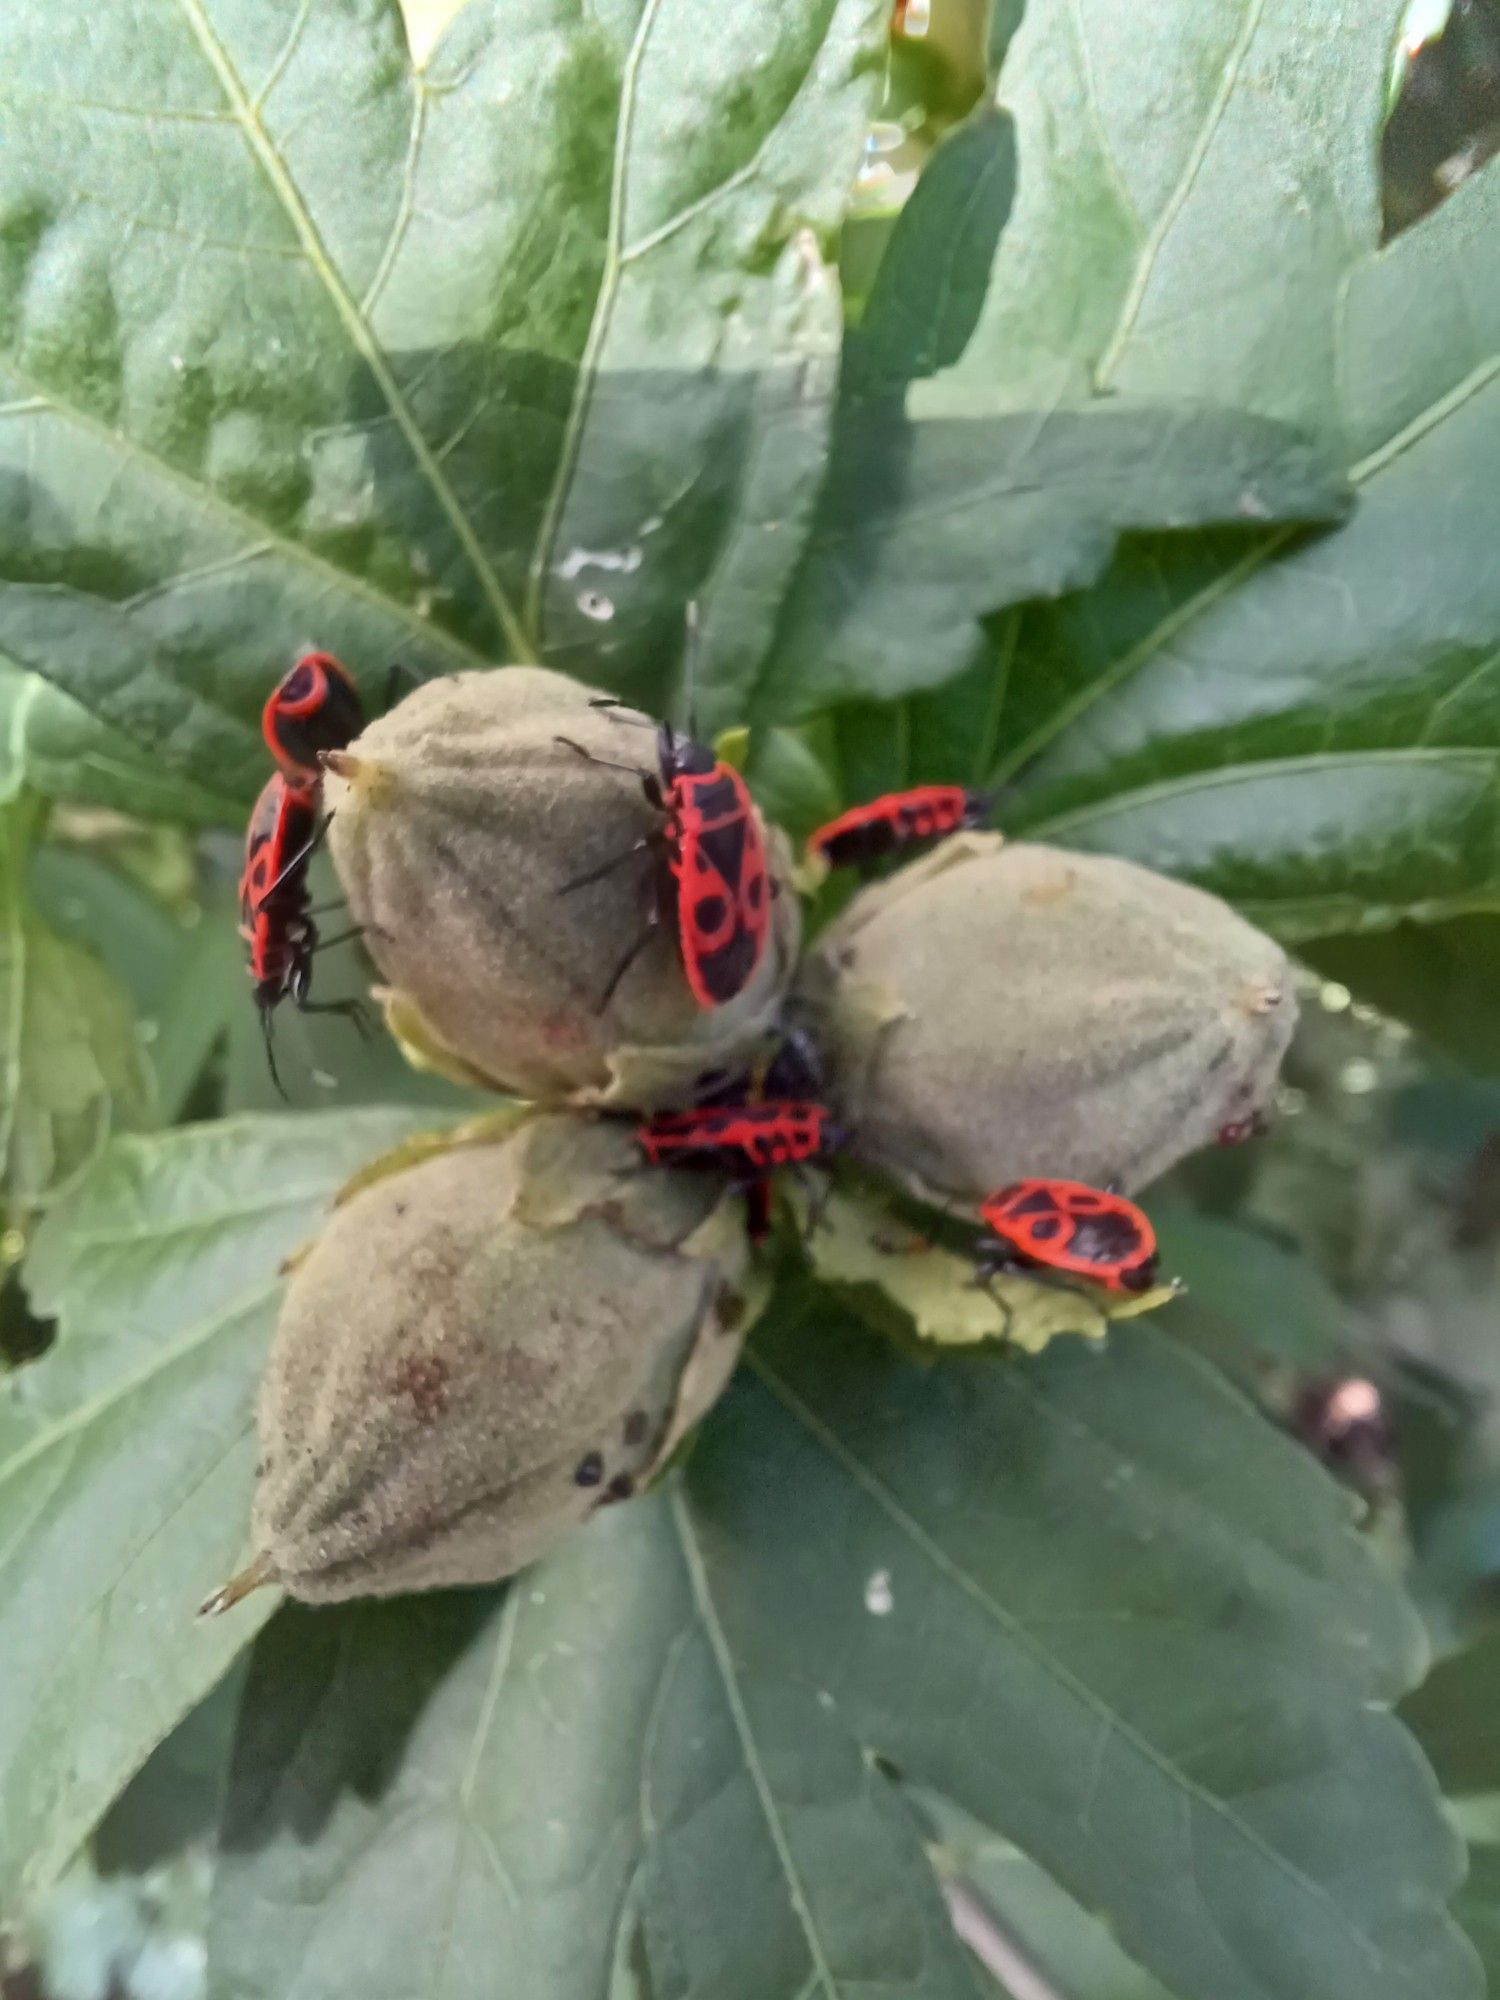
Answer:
323 666 799 1103
799 836 1296 1208
221 1117 758 1607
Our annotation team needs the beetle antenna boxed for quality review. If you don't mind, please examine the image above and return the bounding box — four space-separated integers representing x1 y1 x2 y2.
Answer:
681 600 701 740
259 1004 289 1101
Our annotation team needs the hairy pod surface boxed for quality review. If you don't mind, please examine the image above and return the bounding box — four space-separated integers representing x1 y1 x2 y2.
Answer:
325 667 800 1103
244 1116 760 1604
799 836 1296 1207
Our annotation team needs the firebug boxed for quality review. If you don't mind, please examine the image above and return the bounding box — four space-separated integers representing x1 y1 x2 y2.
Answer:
262 651 366 789
975 1179 1159 1295
807 785 990 872
239 773 365 1093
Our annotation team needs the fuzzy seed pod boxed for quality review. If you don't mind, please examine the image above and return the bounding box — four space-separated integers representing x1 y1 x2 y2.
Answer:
210 1117 761 1608
324 667 799 1103
799 835 1296 1209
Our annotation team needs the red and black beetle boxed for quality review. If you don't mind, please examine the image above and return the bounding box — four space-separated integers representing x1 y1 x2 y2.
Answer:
261 651 366 790
557 719 772 1012
807 785 990 871
636 1099 846 1243
238 773 364 1093
638 1100 843 1177
975 1179 1159 1295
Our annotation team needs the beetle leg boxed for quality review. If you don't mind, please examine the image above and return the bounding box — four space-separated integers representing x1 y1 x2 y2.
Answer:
257 1003 288 1102
297 997 372 1041
981 1251 1112 1338
554 735 650 779
383 660 421 707
306 924 364 955
597 908 659 1011
966 1253 1017 1343
559 836 661 895
255 813 333 907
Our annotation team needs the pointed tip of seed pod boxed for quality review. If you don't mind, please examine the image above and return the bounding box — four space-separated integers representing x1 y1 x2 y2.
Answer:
320 747 396 810
1238 980 1286 1017
197 1551 276 1620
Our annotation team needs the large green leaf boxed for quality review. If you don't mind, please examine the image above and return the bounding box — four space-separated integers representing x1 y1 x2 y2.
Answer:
993 161 1500 942
0 0 888 794
206 1282 1477 2000
930 0 1398 426
684 1291 1478 2000
0 1107 423 1907
815 10 1500 961
208 1495 981 2000
752 398 1347 721
0 662 236 821
0 798 149 1213
749 0 1398 719
849 108 1018 393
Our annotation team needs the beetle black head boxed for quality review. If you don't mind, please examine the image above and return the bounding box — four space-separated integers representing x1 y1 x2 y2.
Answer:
264 653 365 782
659 720 717 780
1120 1255 1159 1292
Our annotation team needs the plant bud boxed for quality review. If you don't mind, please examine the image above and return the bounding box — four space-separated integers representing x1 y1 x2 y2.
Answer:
324 667 799 1103
798 836 1295 1209
210 1116 761 1608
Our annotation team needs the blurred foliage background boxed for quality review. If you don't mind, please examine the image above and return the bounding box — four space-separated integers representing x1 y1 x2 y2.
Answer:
3 3 1500 1998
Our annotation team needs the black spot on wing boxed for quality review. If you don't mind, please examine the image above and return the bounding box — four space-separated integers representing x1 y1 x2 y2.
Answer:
1070 1212 1145 1266
691 805 751 888
823 817 900 866
692 925 760 1005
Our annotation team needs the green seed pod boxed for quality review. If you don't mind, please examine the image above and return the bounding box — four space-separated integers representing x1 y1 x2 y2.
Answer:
208 1116 761 1608
799 835 1296 1208
324 667 800 1103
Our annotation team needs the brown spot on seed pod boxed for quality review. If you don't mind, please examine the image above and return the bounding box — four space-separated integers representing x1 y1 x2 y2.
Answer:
1019 867 1077 906
623 1410 649 1447
1239 981 1284 1016
715 1290 746 1334
602 1473 635 1505
540 1012 590 1051
389 1354 451 1420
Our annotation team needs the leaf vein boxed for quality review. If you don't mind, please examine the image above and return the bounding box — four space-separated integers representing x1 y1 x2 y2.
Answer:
750 1349 1387 1973
527 0 667 634
1 357 484 674
670 1485 840 1998
1094 0 1268 388
171 0 534 660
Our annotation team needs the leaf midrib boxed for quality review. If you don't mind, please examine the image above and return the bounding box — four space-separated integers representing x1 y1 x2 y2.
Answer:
0 1279 276 1498
0 786 34 1179
1024 744 1500 842
526 0 667 637
172 0 535 662
670 1485 842 1999
1092 0 1268 391
748 1348 1390 1977
427 1587 526 1999
0 356 487 692
996 326 1500 790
